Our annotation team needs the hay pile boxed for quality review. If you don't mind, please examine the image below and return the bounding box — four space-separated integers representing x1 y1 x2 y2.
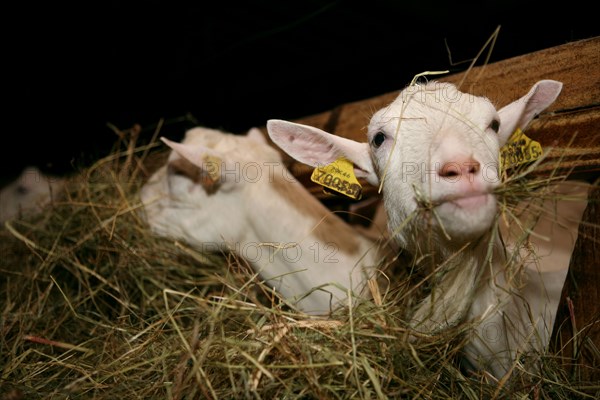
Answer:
1 125 598 399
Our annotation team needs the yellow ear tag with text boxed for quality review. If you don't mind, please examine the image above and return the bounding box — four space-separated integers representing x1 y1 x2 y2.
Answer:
311 157 363 200
202 154 222 184
499 128 543 170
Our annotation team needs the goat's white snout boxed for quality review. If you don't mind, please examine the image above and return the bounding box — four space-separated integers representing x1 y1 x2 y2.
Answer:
430 131 498 199
438 156 481 182
421 131 499 239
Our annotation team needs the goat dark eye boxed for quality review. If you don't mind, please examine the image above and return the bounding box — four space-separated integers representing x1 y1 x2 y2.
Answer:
488 119 500 133
371 131 386 148
16 185 28 195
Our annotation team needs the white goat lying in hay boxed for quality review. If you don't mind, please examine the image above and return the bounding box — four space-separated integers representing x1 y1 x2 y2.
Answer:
266 80 589 379
140 127 388 315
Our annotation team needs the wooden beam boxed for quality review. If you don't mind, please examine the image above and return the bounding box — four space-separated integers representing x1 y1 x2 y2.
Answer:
324 37 599 140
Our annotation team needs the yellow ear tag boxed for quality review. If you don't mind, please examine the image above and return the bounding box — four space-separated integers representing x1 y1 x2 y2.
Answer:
499 128 543 170
202 154 222 184
310 157 363 200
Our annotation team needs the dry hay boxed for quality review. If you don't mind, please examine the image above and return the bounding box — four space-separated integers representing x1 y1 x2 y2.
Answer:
1 123 598 400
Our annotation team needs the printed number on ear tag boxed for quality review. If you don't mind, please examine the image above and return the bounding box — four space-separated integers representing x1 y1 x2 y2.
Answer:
202 155 222 184
311 157 363 200
499 128 543 170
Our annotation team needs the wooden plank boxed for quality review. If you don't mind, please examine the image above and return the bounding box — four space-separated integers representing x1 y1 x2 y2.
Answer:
526 107 600 179
441 36 600 112
327 36 599 141
550 182 600 382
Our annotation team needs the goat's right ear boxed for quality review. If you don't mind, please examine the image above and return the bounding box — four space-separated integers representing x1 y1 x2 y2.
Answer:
266 119 379 185
497 80 563 145
162 137 208 166
161 137 226 191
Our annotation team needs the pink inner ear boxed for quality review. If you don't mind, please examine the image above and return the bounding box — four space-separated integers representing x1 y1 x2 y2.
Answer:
267 120 340 167
267 119 378 185
497 80 563 145
518 80 563 124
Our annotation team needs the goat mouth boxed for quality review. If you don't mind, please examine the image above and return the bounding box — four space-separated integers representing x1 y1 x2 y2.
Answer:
452 193 491 209
436 192 494 210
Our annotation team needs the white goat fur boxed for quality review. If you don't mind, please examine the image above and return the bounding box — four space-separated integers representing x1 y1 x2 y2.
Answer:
0 166 65 223
266 80 588 379
140 127 385 315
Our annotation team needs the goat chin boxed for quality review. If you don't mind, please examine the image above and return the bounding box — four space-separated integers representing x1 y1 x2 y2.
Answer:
433 194 498 242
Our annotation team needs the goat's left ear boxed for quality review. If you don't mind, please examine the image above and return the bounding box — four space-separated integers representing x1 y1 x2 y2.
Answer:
497 80 563 145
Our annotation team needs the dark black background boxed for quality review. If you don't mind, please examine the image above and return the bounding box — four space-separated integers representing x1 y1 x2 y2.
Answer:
4 0 598 184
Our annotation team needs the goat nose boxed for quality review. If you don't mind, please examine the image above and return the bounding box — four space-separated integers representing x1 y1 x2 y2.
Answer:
438 158 480 179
